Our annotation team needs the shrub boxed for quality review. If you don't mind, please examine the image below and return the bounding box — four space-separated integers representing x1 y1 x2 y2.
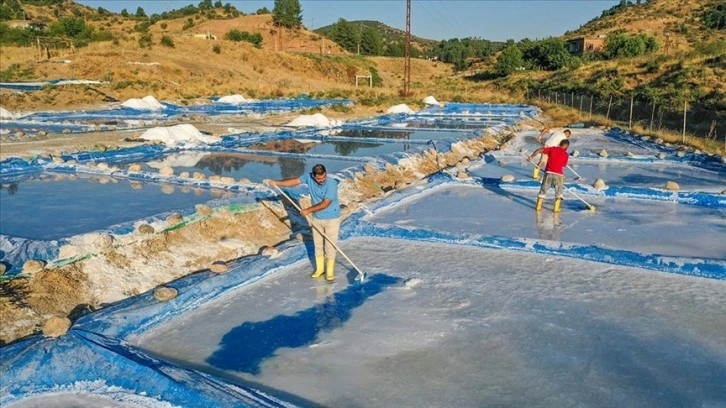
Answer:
182 18 195 30
224 29 263 48
160 35 174 47
213 44 221 54
369 67 383 87
330 103 352 113
138 32 153 49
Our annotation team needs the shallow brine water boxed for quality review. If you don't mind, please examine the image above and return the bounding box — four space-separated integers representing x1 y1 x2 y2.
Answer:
0 173 222 240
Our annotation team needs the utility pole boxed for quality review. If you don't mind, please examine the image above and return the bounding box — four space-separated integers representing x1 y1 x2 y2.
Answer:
358 23 362 55
404 0 411 96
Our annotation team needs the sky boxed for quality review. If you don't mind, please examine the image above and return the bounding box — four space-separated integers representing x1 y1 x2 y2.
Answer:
77 0 622 41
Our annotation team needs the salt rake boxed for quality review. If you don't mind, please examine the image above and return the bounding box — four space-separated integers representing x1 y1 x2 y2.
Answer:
271 184 367 283
521 153 596 212
566 165 585 181
563 186 597 212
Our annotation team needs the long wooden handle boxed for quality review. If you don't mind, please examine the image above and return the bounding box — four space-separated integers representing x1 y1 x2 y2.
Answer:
272 184 365 279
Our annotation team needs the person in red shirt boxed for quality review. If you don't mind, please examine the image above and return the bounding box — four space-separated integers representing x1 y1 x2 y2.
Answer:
527 139 570 212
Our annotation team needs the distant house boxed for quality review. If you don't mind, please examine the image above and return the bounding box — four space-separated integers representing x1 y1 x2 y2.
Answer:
6 20 46 30
566 36 605 56
192 31 217 40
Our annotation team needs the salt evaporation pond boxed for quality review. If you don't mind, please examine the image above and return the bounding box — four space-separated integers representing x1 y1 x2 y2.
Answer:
134 237 726 408
132 152 362 183
250 139 415 157
402 118 509 130
369 183 726 260
5 392 159 408
332 127 473 140
2 101 725 407
473 155 726 192
0 174 222 240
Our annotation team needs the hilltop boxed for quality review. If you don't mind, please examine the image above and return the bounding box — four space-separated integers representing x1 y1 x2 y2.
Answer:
315 20 440 57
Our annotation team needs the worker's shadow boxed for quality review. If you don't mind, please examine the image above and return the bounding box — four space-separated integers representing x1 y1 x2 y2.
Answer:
257 191 317 267
205 273 402 375
476 178 536 210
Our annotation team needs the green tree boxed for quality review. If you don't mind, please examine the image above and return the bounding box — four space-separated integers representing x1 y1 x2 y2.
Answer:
385 41 405 57
0 23 37 46
434 39 469 70
495 45 524 76
135 7 146 18
120 8 129 17
0 0 24 21
703 3 726 30
360 25 383 55
329 18 359 52
50 17 93 39
272 0 302 29
521 37 571 71
603 32 658 58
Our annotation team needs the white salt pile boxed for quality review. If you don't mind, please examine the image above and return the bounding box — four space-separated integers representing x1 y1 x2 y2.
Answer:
285 113 342 128
138 124 217 147
217 94 252 104
121 95 165 111
0 106 16 119
422 95 440 105
387 104 415 114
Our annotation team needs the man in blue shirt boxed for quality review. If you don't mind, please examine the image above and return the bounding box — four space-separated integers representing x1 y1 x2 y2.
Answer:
265 164 341 282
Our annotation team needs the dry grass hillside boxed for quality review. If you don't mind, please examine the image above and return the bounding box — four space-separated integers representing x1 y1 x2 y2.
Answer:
567 0 725 52
550 0 726 102
0 9 458 112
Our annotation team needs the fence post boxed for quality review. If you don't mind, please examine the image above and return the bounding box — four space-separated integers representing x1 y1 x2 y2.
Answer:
650 101 656 131
606 95 613 121
629 94 634 129
589 96 593 119
682 101 687 143
579 95 583 111
571 92 574 107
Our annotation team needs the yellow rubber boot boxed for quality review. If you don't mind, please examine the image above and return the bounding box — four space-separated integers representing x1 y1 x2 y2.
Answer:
311 256 325 278
325 258 335 282
553 198 562 213
535 197 544 211
532 167 540 180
